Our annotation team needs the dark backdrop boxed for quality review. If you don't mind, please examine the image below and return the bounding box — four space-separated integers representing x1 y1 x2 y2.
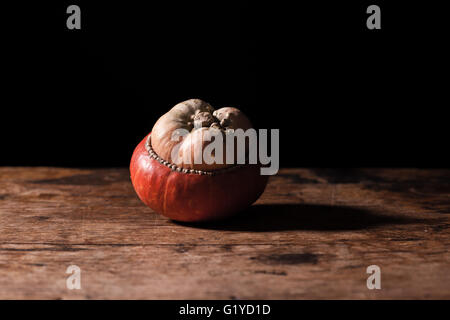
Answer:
1 1 448 167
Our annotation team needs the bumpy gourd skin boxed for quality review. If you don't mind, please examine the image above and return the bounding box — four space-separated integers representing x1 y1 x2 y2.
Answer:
151 99 253 171
130 99 268 222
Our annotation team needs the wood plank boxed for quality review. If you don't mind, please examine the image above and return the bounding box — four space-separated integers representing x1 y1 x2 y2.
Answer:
0 167 449 299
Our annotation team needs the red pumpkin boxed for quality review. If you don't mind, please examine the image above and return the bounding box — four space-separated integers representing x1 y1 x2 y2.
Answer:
130 99 268 222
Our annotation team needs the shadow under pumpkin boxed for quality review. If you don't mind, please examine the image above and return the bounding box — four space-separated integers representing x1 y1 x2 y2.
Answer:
174 203 424 232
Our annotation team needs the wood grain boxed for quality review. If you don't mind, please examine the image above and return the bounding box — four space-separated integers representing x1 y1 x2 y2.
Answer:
0 167 449 299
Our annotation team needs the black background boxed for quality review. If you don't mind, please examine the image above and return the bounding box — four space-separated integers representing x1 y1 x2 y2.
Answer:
1 1 448 168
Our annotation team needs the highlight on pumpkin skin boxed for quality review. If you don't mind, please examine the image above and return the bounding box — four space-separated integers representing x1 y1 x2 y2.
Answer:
151 99 279 176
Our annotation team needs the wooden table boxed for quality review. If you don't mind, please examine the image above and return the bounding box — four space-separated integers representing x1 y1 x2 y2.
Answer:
0 167 449 299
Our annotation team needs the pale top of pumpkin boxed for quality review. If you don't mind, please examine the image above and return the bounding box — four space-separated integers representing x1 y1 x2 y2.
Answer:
151 99 253 171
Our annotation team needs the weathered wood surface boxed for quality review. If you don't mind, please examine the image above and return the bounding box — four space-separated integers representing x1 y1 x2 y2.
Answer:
0 167 449 299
